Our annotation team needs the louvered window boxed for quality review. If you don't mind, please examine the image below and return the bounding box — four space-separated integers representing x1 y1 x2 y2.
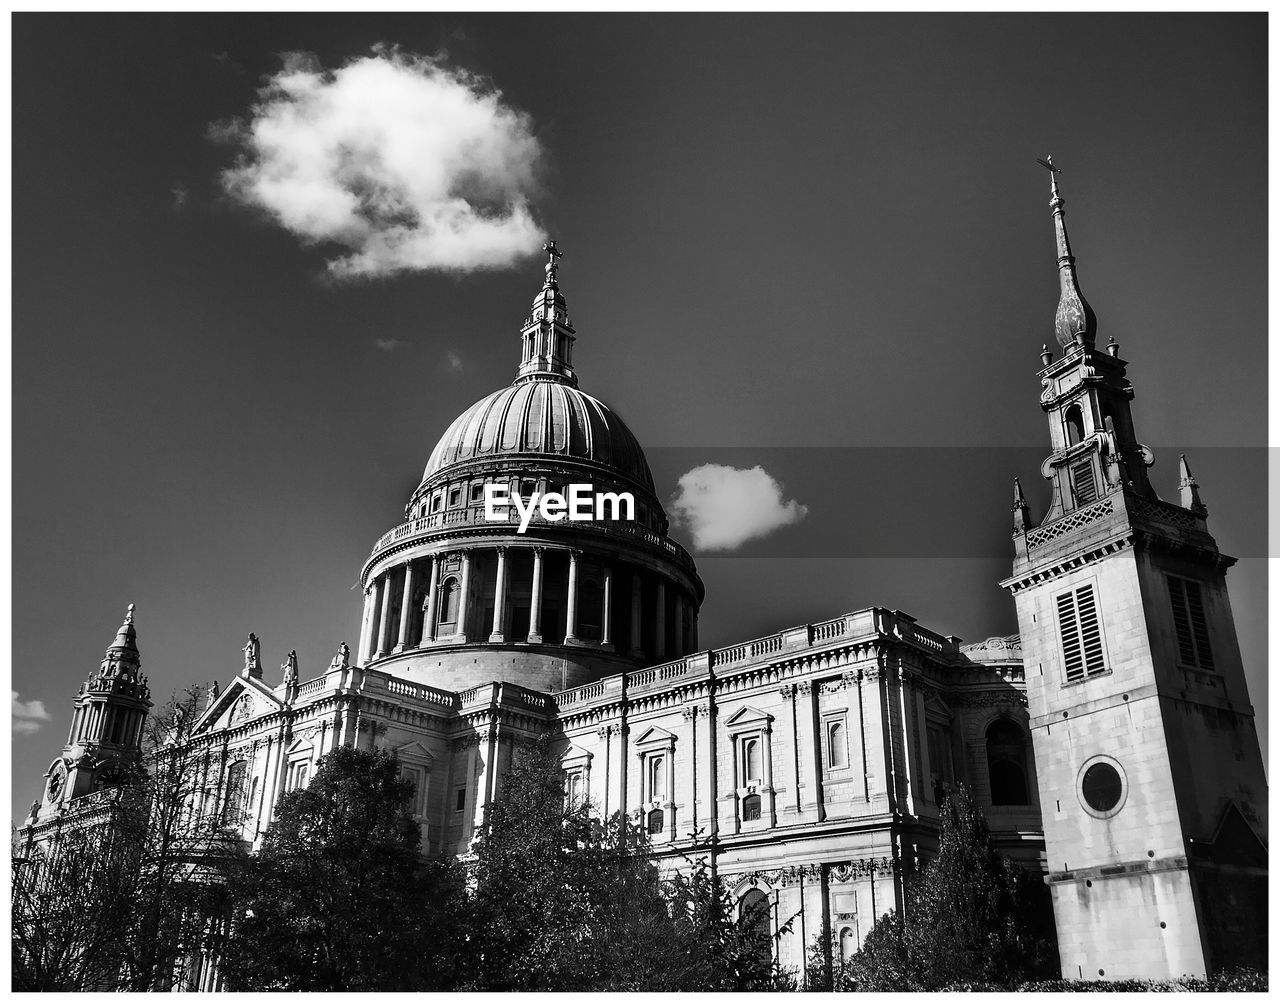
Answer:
1169 577 1215 671
1056 584 1106 682
1070 458 1098 507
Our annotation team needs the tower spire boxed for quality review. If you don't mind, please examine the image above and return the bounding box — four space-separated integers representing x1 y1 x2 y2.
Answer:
516 239 578 386
1039 156 1097 349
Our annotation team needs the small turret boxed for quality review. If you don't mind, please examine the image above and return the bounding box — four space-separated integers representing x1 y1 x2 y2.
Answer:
515 240 578 386
1012 477 1032 534
1179 453 1208 515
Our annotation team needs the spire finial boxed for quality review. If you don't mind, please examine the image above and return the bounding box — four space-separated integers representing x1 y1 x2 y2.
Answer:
1038 156 1097 350
125 603 135 625
542 239 561 288
1012 476 1032 534
1179 453 1208 515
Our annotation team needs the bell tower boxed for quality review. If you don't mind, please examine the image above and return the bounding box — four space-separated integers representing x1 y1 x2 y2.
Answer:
1002 160 1267 980
31 605 153 819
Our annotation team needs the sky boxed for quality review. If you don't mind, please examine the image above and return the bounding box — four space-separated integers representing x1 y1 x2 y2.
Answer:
11 13 1267 823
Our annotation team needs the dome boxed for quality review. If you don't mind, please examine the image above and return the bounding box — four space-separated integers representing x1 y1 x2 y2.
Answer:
422 378 655 492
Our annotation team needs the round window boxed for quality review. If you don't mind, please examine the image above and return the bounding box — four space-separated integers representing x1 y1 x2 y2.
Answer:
1081 761 1123 813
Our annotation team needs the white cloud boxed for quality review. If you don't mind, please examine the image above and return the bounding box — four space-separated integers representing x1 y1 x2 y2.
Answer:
13 692 51 736
670 464 809 551
170 183 189 211
444 350 464 372
216 46 547 279
374 337 404 352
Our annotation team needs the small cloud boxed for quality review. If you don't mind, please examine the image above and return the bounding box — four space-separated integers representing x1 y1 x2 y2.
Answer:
170 183 189 211
374 337 404 352
445 350 464 373
213 45 546 279
13 692 51 736
670 464 809 551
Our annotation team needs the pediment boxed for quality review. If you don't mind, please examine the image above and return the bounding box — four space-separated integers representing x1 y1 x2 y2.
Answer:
560 742 593 765
633 725 676 749
193 676 282 735
286 736 314 756
724 705 773 732
924 693 953 721
394 741 436 765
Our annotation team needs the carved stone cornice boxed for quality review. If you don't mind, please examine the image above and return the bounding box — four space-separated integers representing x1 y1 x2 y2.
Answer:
830 856 900 880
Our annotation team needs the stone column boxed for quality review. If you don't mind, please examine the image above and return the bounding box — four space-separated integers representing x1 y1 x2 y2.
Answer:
600 564 614 649
654 579 667 660
674 592 685 657
564 550 580 645
489 547 509 643
420 554 439 645
374 573 393 658
455 550 472 641
682 707 699 831
357 585 375 664
528 547 544 643
782 684 803 815
629 572 643 657
394 561 415 652
666 741 678 841
797 681 825 822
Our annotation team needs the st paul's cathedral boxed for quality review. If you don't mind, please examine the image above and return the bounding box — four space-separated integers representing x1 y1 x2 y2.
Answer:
22 170 1267 983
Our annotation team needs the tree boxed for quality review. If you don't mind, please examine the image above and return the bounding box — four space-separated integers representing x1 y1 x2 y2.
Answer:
463 734 669 990
12 687 244 992
220 746 466 991
465 734 795 991
657 838 797 991
841 784 1058 991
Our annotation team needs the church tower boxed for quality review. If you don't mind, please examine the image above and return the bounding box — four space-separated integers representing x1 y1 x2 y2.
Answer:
28 605 153 821
1003 161 1267 980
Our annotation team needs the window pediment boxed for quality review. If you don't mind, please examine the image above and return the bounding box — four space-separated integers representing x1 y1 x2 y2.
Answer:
560 742 594 768
634 725 676 750
394 741 436 766
725 705 773 735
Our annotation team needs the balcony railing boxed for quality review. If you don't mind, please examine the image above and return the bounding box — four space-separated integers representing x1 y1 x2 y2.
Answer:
369 505 698 574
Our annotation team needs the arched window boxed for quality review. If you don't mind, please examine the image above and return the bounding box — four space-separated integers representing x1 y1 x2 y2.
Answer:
741 793 762 821
223 761 247 824
986 719 1029 805
828 721 847 768
565 771 584 809
738 888 772 962
649 755 665 801
437 578 459 628
647 807 664 834
743 737 762 782
840 927 856 962
1065 404 1085 446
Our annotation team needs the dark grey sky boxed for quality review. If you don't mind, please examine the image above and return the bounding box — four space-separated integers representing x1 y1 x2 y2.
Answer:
12 13 1267 822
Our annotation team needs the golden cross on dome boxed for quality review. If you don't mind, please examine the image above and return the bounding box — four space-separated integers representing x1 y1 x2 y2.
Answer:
543 240 561 266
